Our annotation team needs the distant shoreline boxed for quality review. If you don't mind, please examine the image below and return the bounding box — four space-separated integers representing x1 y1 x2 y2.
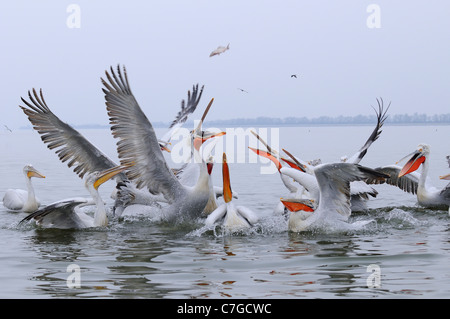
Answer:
15 112 450 130
18 121 450 130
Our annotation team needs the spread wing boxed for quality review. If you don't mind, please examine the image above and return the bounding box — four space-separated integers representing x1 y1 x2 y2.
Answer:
18 198 90 229
314 163 389 219
365 165 419 194
160 84 204 145
19 89 121 179
348 98 390 164
102 65 185 202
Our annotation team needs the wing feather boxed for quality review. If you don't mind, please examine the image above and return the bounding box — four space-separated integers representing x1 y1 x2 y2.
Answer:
19 89 120 179
102 65 185 202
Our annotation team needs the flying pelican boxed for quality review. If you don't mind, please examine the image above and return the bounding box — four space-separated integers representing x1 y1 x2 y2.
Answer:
102 65 224 221
393 144 450 212
209 43 230 57
3 165 45 213
205 153 258 230
281 163 389 232
19 164 129 229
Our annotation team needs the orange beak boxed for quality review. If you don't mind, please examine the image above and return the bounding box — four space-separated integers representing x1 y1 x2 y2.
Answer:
281 158 304 171
398 151 426 177
280 198 315 212
249 147 282 171
222 153 232 203
439 173 450 180
193 131 226 151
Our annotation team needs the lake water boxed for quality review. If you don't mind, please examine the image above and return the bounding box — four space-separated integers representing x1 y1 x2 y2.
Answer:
0 125 449 299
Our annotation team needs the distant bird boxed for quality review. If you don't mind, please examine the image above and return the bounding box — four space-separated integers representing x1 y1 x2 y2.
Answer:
4 125 12 132
237 88 248 93
209 44 230 57
291 74 298 78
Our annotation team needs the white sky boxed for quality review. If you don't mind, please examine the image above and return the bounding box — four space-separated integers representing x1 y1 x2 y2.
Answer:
1 1 449 129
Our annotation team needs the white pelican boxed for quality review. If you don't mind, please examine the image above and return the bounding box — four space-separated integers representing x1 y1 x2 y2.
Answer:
394 144 450 212
209 43 230 57
281 163 389 232
271 99 389 211
102 65 224 221
19 164 129 229
205 153 258 230
3 165 45 213
19 84 205 215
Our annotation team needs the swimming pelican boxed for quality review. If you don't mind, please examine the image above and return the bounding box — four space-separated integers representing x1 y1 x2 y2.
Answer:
209 43 230 57
281 163 389 232
205 153 258 230
394 144 450 212
19 84 205 215
19 164 129 229
3 165 45 213
102 65 224 221
273 99 389 211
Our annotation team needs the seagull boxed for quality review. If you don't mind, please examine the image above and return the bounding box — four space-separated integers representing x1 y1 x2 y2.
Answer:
291 74 297 78
209 43 230 57
237 88 249 93
3 165 45 213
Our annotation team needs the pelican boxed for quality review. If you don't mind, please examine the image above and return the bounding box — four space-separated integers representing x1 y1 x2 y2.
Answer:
19 84 205 215
205 153 258 230
394 144 450 212
268 98 389 211
281 163 389 232
102 65 224 222
3 165 45 213
19 164 129 229
209 43 230 57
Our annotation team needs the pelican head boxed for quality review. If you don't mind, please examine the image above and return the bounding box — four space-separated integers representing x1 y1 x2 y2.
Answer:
398 143 430 177
85 165 131 192
23 164 45 179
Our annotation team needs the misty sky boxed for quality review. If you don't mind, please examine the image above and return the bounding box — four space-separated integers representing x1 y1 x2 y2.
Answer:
1 1 449 130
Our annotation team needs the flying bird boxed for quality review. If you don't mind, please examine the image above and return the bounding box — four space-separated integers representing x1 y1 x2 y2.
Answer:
237 88 248 93
209 44 230 57
291 74 298 78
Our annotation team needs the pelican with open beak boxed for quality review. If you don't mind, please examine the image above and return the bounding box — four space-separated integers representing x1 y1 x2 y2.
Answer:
19 164 131 229
396 144 450 213
3 165 45 213
205 153 258 230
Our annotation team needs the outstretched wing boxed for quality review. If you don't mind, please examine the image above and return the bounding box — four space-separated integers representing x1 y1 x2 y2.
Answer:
314 163 388 219
18 198 90 229
160 84 204 145
348 98 390 164
102 65 185 202
19 89 121 179
365 165 419 195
